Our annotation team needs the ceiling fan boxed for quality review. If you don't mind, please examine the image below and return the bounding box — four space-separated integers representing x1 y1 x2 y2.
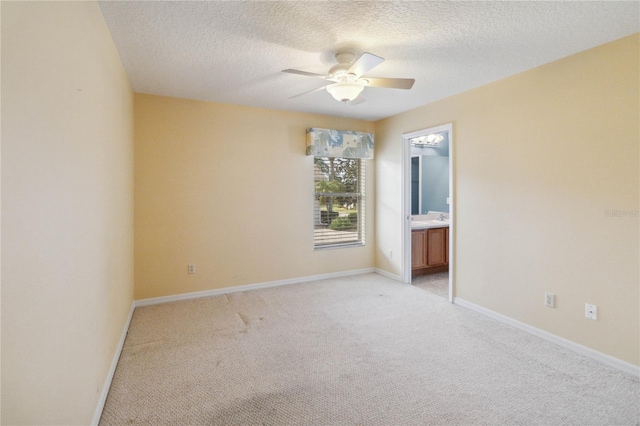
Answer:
282 51 415 104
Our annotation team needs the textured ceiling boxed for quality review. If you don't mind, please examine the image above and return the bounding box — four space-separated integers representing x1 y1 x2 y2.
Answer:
99 1 639 121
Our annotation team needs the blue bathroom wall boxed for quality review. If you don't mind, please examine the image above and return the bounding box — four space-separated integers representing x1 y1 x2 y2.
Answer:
421 156 449 213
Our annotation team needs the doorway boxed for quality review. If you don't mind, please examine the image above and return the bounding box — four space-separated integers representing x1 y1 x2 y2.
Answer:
402 123 454 302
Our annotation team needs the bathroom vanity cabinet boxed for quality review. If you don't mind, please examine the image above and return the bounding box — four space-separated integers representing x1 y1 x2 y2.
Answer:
411 227 448 276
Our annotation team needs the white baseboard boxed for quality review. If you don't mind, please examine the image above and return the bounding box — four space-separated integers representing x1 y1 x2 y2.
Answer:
135 268 377 307
453 297 639 378
91 302 136 425
374 267 402 282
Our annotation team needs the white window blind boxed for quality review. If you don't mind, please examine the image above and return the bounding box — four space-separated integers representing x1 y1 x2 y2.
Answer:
313 157 365 248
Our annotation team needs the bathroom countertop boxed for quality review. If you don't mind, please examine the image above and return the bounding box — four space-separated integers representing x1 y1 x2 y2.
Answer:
411 220 449 230
411 212 450 230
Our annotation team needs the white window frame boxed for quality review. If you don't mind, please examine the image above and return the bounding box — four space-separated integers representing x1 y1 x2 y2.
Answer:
313 157 365 249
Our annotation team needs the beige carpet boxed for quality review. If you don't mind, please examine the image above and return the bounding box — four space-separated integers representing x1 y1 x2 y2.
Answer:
412 271 449 299
100 273 639 425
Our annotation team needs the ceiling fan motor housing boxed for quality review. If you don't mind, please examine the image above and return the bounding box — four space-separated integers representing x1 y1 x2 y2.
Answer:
329 52 357 79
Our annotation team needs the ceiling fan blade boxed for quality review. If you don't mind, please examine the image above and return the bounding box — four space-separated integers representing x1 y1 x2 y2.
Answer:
289 83 333 99
348 95 365 106
363 77 415 90
282 69 329 79
347 52 384 77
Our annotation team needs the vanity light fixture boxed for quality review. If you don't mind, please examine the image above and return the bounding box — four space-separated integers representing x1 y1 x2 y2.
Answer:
410 133 444 147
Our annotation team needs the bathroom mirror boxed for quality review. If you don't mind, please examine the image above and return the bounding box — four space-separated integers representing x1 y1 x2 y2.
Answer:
410 130 450 215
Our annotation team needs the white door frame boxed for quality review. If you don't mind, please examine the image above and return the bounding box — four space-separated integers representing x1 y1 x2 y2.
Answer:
402 123 454 303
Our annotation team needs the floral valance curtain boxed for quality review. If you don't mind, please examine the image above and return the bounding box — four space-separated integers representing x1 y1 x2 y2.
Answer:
306 128 374 159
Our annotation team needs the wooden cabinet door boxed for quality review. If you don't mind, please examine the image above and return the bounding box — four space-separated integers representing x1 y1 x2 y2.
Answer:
426 228 447 267
411 230 427 269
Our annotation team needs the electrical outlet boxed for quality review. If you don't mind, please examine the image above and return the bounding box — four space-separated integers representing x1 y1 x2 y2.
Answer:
544 292 555 308
388 250 393 259
585 303 597 320
188 264 195 274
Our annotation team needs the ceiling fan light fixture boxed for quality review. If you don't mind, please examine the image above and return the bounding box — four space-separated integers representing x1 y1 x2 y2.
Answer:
326 82 364 103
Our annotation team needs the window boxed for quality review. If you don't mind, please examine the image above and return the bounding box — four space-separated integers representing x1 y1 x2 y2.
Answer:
313 157 365 248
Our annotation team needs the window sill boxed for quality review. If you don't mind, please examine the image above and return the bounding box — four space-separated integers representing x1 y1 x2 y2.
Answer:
314 242 365 251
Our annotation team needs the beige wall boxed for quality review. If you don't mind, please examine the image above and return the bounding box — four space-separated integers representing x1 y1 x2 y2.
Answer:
375 34 639 365
2 2 134 424
134 94 375 300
